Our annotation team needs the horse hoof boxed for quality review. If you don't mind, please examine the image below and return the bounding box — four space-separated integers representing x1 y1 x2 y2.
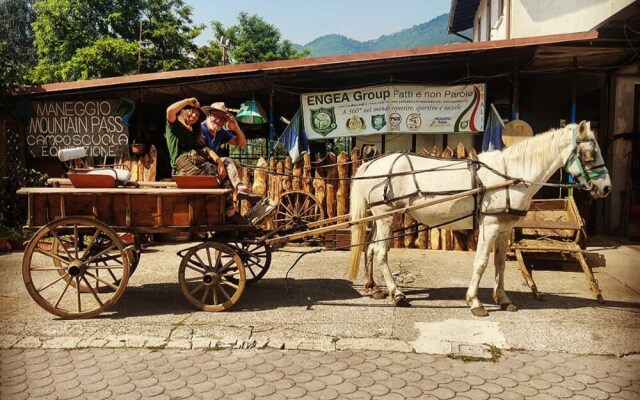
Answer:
471 307 489 317
501 303 518 312
394 294 410 307
371 289 385 300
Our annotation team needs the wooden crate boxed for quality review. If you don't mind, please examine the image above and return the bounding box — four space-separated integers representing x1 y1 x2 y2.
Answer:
511 197 602 302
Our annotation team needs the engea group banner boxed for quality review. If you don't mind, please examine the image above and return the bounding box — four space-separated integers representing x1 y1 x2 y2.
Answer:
301 84 485 139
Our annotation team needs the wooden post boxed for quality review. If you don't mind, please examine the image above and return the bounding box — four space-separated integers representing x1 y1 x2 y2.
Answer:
268 157 276 200
391 214 403 248
253 157 268 196
302 153 312 194
429 145 441 250
350 147 361 178
403 213 416 248
325 152 338 218
137 156 145 182
337 151 349 216
283 156 293 192
240 166 251 216
312 171 326 213
130 156 139 182
292 159 302 190
144 145 157 182
276 160 284 199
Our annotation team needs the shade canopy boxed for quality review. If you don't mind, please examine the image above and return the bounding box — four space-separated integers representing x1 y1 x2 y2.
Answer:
236 100 268 124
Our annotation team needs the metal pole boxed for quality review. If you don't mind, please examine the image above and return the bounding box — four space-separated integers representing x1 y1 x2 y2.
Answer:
269 89 275 159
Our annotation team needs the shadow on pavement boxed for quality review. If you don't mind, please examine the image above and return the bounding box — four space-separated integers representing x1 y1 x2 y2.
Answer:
107 278 361 317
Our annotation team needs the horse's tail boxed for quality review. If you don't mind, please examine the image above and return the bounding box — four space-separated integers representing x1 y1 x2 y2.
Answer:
348 171 368 281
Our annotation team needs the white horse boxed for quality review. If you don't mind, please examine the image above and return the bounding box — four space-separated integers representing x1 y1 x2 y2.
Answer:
348 121 611 316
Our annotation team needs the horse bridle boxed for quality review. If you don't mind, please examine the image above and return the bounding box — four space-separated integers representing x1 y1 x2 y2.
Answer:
563 128 608 191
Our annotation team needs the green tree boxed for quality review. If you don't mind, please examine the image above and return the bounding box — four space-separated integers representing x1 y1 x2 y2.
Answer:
30 0 204 83
200 12 309 66
0 0 37 92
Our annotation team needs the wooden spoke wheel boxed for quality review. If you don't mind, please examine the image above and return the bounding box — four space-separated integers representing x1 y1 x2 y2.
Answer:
178 242 246 312
51 231 136 294
23 217 130 319
227 241 272 285
273 191 324 230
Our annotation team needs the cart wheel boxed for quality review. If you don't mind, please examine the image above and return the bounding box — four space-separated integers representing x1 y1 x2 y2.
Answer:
23 217 130 319
227 241 272 285
178 242 246 311
273 190 325 230
51 231 137 294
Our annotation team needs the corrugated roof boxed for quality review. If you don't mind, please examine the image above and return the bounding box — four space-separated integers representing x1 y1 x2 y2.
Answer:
10 30 603 99
448 0 480 34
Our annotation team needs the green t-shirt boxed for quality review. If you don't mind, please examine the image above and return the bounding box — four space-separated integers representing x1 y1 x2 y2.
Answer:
165 121 200 170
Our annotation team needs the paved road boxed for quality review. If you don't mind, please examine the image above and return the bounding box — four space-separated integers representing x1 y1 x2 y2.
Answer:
2 347 640 399
1 240 639 399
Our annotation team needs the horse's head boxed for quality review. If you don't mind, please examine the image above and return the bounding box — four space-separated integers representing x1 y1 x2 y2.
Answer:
564 121 611 198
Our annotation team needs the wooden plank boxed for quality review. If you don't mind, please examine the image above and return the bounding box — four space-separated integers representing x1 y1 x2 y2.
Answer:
18 187 230 195
527 199 567 211
513 220 581 230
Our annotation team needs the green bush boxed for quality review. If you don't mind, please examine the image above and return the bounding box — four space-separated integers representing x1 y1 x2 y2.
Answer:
0 167 48 237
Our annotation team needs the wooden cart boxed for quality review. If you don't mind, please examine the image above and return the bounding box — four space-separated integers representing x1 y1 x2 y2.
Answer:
17 181 326 319
511 197 603 303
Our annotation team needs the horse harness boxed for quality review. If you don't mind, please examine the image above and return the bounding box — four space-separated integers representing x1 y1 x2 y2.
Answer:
363 152 527 230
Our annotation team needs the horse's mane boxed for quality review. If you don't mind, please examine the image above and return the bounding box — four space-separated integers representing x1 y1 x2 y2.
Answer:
501 125 571 163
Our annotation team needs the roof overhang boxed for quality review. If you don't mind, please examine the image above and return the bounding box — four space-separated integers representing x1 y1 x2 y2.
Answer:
6 30 636 109
448 0 480 34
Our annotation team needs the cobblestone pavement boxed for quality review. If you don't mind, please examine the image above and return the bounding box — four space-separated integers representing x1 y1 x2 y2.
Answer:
2 347 639 400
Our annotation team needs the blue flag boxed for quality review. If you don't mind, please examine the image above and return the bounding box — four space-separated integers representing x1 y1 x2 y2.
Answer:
482 104 504 152
279 109 309 163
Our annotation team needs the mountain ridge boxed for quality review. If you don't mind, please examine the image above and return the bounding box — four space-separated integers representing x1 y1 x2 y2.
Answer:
293 14 467 57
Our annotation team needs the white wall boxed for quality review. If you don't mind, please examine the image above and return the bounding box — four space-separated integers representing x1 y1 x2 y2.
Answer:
510 0 634 38
473 0 634 41
475 0 507 41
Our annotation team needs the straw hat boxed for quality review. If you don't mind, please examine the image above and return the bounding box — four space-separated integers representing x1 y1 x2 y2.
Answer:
502 119 533 147
201 102 231 117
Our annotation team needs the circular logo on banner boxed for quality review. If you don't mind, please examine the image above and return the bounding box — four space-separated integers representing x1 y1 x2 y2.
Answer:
346 115 366 133
407 113 422 131
310 107 337 136
371 114 386 131
389 113 402 131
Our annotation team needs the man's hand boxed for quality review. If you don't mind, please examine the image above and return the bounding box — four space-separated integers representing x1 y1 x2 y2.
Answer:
226 114 240 131
216 158 227 179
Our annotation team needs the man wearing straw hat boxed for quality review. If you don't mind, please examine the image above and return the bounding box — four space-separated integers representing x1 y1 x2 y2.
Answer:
200 102 262 204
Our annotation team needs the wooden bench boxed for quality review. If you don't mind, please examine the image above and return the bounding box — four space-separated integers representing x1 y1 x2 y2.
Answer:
511 197 603 303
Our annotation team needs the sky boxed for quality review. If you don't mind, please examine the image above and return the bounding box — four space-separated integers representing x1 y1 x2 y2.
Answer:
185 0 452 46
